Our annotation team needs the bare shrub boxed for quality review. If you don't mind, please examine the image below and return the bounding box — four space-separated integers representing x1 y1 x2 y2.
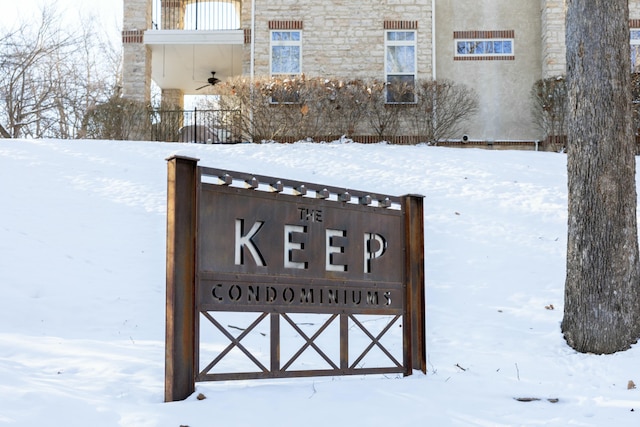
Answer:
531 76 567 151
217 75 343 141
149 108 184 142
533 74 640 152
328 79 370 136
217 76 287 141
81 97 150 140
215 76 478 143
362 79 402 140
408 79 479 144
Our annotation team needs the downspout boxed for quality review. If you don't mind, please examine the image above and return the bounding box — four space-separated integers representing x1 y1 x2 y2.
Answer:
431 0 437 144
251 0 255 81
432 0 436 80
250 0 256 142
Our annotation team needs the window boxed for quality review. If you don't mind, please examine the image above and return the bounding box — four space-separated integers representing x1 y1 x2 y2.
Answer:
271 30 302 75
631 29 640 72
455 39 513 56
453 30 515 60
385 30 417 103
270 30 302 103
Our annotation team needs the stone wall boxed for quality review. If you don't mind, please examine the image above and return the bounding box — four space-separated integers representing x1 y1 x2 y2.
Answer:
161 89 185 109
631 1 640 20
542 0 640 78
122 0 152 103
241 0 433 80
541 0 566 78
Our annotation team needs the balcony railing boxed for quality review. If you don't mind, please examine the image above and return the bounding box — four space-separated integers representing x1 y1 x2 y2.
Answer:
151 0 242 31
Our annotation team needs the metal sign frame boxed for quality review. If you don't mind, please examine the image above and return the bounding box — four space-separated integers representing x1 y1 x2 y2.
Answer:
164 155 425 402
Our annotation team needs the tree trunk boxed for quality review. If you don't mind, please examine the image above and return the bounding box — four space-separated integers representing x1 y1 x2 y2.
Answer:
563 0 640 353
0 124 10 138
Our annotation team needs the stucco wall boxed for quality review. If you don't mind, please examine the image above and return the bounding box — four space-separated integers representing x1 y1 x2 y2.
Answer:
435 0 542 141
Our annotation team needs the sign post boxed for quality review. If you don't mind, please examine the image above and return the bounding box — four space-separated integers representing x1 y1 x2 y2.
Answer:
164 156 198 403
403 194 426 373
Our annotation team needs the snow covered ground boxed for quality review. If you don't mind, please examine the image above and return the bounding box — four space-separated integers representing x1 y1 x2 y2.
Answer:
0 138 638 426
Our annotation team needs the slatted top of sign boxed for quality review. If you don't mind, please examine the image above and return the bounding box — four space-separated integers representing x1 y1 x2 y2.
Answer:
197 167 406 315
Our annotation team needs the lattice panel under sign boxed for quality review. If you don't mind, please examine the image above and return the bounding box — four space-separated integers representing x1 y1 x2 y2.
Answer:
196 312 404 381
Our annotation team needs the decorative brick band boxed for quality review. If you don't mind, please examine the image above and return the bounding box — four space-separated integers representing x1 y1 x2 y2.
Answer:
384 20 418 30
454 55 515 61
244 28 251 44
631 19 640 28
453 30 515 39
122 29 144 44
264 135 425 145
253 135 538 147
269 20 303 30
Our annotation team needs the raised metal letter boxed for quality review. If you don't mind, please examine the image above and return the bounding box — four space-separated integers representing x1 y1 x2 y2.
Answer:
235 219 266 266
364 233 387 273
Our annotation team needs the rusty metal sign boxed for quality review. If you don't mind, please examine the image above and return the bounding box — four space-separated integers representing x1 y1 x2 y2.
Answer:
198 182 405 314
164 156 425 402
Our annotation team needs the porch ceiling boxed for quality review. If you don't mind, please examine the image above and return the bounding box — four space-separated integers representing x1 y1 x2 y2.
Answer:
145 30 244 95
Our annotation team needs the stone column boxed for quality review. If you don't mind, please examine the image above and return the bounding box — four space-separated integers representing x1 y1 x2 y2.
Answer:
541 0 567 78
162 89 185 109
161 0 186 30
122 0 152 104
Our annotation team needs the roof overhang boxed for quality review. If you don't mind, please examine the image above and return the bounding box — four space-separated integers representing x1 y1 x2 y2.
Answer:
145 30 244 95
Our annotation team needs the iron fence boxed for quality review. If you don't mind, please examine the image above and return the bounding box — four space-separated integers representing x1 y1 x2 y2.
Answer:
150 108 242 143
151 0 242 31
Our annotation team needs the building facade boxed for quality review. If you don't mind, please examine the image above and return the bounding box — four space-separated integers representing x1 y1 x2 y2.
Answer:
121 0 640 143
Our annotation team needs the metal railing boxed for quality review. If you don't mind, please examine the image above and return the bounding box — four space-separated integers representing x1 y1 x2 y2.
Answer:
150 108 243 143
151 0 242 31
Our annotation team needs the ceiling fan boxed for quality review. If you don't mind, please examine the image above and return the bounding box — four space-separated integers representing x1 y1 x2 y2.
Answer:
196 71 221 90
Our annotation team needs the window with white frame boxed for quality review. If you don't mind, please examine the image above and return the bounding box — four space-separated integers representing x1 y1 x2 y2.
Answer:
385 30 417 103
631 29 640 72
455 39 513 57
270 30 302 103
271 30 302 75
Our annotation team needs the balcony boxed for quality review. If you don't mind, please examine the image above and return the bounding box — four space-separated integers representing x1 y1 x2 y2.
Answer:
145 0 244 94
151 0 242 31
